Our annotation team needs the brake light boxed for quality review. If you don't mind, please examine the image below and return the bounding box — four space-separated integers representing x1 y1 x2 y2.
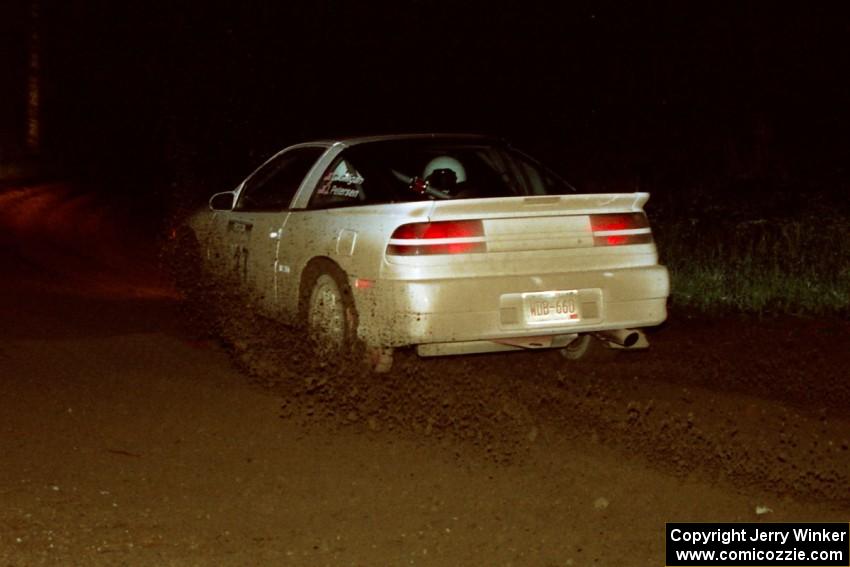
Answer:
590 212 653 246
387 220 486 255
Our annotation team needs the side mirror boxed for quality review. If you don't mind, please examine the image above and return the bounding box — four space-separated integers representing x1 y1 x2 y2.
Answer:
209 192 235 211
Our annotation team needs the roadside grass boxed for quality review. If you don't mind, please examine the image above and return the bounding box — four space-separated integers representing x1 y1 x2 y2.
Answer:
653 203 850 316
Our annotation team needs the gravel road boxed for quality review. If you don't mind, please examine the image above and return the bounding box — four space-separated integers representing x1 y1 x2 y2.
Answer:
1 183 847 566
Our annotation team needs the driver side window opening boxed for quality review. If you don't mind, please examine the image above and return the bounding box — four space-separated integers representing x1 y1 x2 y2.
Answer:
235 147 325 212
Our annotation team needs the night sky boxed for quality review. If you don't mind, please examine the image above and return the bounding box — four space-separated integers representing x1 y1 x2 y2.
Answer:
3 1 850 195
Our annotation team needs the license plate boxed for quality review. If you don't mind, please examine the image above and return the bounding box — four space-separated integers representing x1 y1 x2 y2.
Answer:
523 290 580 324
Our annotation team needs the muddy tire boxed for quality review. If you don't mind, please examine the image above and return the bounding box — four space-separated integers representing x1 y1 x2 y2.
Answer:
306 272 355 357
170 229 203 300
366 346 395 373
164 228 220 338
302 263 394 373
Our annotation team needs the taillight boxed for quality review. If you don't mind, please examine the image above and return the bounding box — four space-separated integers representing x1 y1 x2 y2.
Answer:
590 212 653 246
387 220 486 256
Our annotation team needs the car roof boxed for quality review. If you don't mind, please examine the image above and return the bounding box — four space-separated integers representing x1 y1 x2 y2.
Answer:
310 133 501 147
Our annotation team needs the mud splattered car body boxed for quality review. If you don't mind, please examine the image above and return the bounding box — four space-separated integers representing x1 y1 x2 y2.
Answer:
186 134 669 370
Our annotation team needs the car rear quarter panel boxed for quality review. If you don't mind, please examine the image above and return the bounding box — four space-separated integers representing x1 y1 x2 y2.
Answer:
275 202 434 316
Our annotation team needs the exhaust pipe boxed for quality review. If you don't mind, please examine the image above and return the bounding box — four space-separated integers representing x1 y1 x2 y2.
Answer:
595 328 646 348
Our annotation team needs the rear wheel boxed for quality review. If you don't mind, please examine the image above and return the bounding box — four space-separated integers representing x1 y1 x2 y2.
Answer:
303 265 394 372
558 334 615 361
307 273 351 356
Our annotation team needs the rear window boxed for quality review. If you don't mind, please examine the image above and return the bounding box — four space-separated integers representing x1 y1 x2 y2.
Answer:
308 140 574 209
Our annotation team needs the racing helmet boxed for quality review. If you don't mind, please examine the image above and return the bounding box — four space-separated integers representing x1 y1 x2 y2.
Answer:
423 155 467 190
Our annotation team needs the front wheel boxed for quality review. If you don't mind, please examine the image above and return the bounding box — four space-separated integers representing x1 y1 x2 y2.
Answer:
166 228 202 298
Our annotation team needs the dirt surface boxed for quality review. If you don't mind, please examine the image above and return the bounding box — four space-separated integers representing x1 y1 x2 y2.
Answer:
1 183 849 566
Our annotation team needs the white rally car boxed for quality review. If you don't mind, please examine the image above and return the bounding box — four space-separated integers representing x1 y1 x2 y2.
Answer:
181 134 669 371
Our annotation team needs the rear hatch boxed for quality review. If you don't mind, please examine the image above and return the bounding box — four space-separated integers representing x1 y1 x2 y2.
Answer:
385 193 659 277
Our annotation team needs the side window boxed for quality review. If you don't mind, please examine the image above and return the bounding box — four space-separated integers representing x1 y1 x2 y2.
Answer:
310 155 370 209
235 147 324 212
495 150 533 196
519 160 547 195
504 150 574 196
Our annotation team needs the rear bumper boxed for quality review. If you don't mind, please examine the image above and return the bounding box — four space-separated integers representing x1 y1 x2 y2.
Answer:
354 265 669 348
